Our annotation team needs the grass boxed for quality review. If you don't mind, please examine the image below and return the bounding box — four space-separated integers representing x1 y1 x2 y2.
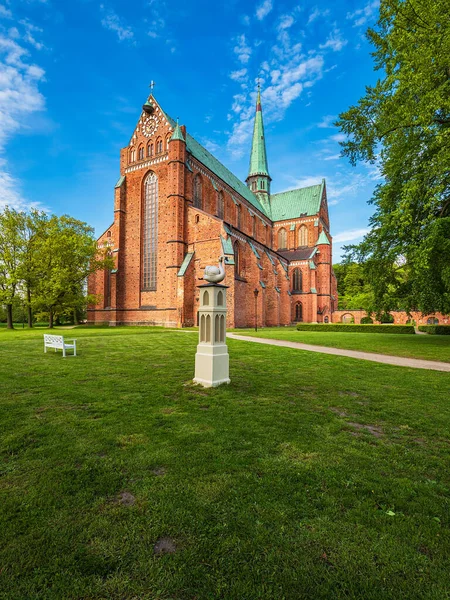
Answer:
232 327 450 363
1 327 450 599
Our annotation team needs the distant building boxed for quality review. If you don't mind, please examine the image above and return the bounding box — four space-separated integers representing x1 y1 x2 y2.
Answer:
88 89 338 327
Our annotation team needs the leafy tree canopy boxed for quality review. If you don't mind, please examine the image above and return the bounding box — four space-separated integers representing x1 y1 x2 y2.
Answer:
337 0 450 314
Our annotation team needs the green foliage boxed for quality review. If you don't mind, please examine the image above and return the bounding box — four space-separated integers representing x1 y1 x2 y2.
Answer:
0 207 113 328
419 325 450 335
360 316 374 324
332 263 375 311
296 323 415 334
336 0 450 314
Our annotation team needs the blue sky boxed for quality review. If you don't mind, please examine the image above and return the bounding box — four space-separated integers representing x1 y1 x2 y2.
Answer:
0 0 381 261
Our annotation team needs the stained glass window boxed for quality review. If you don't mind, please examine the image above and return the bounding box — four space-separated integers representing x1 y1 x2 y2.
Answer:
217 191 224 219
298 225 308 247
278 227 287 249
293 268 302 291
193 174 203 209
142 172 158 290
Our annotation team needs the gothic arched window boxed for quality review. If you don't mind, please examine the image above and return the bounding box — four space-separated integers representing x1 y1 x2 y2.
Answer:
252 216 257 238
295 303 303 322
142 172 158 291
138 145 144 160
237 204 241 229
293 268 302 292
130 147 136 163
217 190 224 219
147 142 152 157
298 225 308 247
193 174 203 209
278 227 287 249
234 241 240 278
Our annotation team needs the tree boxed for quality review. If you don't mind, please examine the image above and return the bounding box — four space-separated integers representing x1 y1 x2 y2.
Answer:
0 208 26 329
32 215 113 328
336 0 450 315
18 209 49 328
333 262 375 311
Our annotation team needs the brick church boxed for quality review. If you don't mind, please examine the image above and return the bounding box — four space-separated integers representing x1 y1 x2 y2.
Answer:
88 88 338 327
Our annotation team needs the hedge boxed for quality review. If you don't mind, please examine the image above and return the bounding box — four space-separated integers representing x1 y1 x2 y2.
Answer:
296 323 415 334
418 325 450 335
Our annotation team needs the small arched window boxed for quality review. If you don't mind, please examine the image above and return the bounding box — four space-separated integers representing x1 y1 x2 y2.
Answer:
298 225 308 247
139 145 144 160
156 139 163 154
293 268 302 292
295 303 303 322
252 216 256 238
130 147 136 162
147 142 152 157
237 204 241 229
166 135 170 150
193 174 203 209
278 227 287 249
234 241 240 278
217 190 224 220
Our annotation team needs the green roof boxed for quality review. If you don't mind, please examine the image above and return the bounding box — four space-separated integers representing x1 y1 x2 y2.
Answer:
316 230 330 245
162 110 266 216
177 252 194 277
248 241 260 259
248 89 269 179
221 235 234 255
115 175 125 188
309 261 316 270
270 181 324 222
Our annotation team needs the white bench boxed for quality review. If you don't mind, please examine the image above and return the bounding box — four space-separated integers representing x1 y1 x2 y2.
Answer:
44 334 77 357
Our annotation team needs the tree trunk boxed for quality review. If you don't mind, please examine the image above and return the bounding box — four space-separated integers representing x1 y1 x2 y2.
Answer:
6 304 13 329
73 308 79 326
49 308 54 329
27 288 33 328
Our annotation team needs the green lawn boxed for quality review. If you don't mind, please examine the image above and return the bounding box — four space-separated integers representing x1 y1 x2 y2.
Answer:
232 327 450 363
1 327 450 599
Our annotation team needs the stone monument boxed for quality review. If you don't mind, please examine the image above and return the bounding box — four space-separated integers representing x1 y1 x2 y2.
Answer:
193 256 230 388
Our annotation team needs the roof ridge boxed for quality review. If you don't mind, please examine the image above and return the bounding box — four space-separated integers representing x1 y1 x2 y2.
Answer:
271 182 323 197
161 108 268 217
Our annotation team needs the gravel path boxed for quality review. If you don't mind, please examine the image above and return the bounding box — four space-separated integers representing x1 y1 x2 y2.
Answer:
227 333 450 372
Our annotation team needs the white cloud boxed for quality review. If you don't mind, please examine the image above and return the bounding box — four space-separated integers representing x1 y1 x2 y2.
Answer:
100 6 135 43
317 114 336 128
329 132 346 142
307 7 330 24
241 15 250 25
0 4 12 18
333 228 370 243
256 0 273 21
278 15 294 30
0 29 46 210
319 28 347 52
233 34 251 64
323 154 341 161
347 0 380 27
229 68 247 82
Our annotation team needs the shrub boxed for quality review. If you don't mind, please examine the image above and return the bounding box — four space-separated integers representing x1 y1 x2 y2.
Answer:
380 312 394 323
296 323 415 334
418 325 450 335
360 316 374 324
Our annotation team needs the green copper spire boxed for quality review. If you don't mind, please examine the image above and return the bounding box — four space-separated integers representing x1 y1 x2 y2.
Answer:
248 88 269 178
246 87 271 204
169 118 185 142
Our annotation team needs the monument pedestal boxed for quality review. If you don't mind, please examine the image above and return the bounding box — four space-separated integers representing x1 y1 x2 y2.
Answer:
193 283 230 388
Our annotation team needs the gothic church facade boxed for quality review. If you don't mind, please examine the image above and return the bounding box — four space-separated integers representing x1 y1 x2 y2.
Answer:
88 90 338 327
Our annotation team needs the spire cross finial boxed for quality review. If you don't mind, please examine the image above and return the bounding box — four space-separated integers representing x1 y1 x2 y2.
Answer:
257 77 261 90
149 80 155 93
